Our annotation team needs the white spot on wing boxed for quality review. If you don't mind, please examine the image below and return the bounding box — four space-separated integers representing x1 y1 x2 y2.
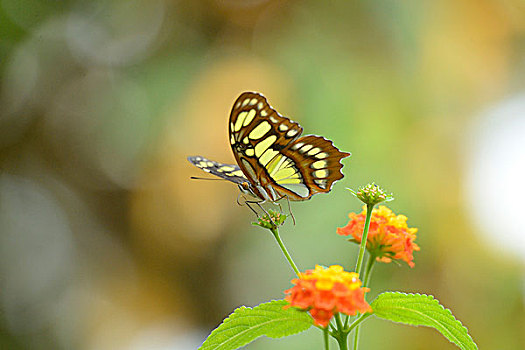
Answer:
314 179 328 189
259 149 278 165
301 144 313 153
286 129 299 138
308 147 321 156
243 109 257 126
255 135 277 157
234 111 248 131
292 142 304 150
311 160 327 169
249 121 272 140
314 169 329 178
230 170 244 177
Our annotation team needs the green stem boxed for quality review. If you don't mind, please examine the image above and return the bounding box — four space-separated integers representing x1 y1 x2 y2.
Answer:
348 313 371 333
344 254 374 330
333 313 349 350
352 204 374 350
324 327 329 350
354 204 374 276
336 335 349 350
352 327 360 350
352 255 376 350
363 253 376 287
271 227 300 276
335 313 345 332
349 313 373 349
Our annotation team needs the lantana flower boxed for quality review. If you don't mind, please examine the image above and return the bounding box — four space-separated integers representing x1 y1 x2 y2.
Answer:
285 265 372 327
337 206 419 267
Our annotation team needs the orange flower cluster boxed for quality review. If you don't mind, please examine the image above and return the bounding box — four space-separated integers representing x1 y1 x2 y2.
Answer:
337 206 419 267
285 265 371 327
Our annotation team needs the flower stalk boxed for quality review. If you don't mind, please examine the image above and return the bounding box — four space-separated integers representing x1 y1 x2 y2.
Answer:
352 254 376 349
363 253 376 287
351 204 373 350
324 326 330 350
254 210 300 275
271 226 300 276
354 204 374 276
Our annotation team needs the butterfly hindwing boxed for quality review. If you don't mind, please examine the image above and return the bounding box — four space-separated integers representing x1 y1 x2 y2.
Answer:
269 135 350 200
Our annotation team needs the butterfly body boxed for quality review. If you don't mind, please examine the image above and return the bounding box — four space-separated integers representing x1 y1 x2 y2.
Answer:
188 92 350 204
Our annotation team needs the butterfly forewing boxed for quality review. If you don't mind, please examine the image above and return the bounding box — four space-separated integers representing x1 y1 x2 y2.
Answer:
187 156 247 184
228 92 350 202
229 93 304 190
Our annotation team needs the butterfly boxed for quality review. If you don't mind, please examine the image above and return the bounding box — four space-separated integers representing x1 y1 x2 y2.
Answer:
188 92 350 215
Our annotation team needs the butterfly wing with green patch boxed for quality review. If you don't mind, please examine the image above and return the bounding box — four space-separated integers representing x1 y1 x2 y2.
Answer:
228 92 350 201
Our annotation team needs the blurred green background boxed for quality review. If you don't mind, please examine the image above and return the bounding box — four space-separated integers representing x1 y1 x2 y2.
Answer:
1 0 524 349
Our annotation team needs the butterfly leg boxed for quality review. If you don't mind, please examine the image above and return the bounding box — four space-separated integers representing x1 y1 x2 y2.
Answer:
237 193 261 218
245 200 261 218
274 195 295 225
285 195 296 225
236 192 244 207
245 200 278 225
254 201 272 219
237 193 259 218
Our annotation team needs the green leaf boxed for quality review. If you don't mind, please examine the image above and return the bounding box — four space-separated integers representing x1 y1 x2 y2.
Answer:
199 300 313 350
371 292 477 350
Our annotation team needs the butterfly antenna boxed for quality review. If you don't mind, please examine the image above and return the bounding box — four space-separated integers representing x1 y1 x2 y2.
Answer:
190 176 228 181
